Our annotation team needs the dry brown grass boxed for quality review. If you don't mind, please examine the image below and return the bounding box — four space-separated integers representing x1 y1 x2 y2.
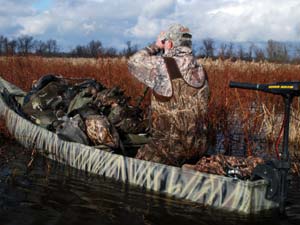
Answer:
0 56 146 100
1 56 300 158
201 58 300 156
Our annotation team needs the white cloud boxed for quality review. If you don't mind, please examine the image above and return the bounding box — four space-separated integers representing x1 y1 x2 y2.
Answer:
142 0 176 18
0 0 300 49
126 0 177 38
82 22 97 35
198 0 300 41
17 11 53 36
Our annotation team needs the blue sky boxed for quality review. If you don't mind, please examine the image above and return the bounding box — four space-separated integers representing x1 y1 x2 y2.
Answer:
0 0 300 51
32 0 52 11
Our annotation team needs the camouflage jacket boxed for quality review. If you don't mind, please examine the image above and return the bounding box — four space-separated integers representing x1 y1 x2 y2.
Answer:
128 45 209 165
128 45 206 98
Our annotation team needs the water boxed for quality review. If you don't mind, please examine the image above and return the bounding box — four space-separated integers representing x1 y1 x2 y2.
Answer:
0 143 300 225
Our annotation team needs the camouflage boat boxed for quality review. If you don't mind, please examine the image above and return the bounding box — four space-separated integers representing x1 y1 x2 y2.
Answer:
0 76 278 214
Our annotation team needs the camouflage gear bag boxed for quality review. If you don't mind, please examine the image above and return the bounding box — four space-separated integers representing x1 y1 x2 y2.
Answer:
20 75 148 151
54 114 90 145
85 115 121 149
183 154 265 179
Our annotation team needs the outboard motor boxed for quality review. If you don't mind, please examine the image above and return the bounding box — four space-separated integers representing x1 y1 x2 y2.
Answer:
229 81 300 214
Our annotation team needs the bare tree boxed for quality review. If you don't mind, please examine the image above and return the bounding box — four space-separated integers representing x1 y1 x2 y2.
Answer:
237 45 245 60
293 44 300 63
121 41 138 57
237 44 254 61
266 40 289 62
34 40 47 55
0 35 3 55
88 40 102 58
17 35 35 55
201 38 214 58
295 44 300 58
103 47 118 57
0 35 8 55
246 43 254 61
253 45 265 62
46 39 59 55
218 43 227 60
7 39 17 55
225 42 234 59
71 45 89 57
70 40 102 57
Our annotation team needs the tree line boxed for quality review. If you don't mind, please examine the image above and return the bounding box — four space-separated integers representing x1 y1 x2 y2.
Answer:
0 35 138 58
197 38 300 63
1 34 300 63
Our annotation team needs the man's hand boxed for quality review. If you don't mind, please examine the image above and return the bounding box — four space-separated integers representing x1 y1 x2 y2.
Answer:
155 31 173 51
155 32 166 49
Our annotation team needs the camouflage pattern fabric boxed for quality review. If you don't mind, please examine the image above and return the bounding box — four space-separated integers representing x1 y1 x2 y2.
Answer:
128 45 209 166
108 104 148 134
136 79 209 166
21 81 68 128
85 115 121 149
94 87 128 107
67 87 96 114
183 154 264 179
160 24 192 48
17 75 148 150
128 46 206 98
22 81 67 113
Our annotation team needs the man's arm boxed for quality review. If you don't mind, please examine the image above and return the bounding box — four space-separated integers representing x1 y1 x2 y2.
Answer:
127 44 173 97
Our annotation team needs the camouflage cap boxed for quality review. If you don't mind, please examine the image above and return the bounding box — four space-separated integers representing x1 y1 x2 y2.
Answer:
162 24 192 48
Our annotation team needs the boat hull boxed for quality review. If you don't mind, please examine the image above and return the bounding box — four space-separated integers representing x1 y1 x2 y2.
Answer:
0 77 278 214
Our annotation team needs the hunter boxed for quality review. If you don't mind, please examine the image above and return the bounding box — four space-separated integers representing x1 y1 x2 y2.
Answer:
128 24 209 166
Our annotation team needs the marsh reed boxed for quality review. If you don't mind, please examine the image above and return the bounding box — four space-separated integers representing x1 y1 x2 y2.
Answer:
1 56 300 160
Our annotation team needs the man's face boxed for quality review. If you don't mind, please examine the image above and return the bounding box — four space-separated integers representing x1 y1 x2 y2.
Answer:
164 40 173 50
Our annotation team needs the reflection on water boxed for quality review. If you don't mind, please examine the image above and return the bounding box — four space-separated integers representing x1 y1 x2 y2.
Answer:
0 143 300 225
